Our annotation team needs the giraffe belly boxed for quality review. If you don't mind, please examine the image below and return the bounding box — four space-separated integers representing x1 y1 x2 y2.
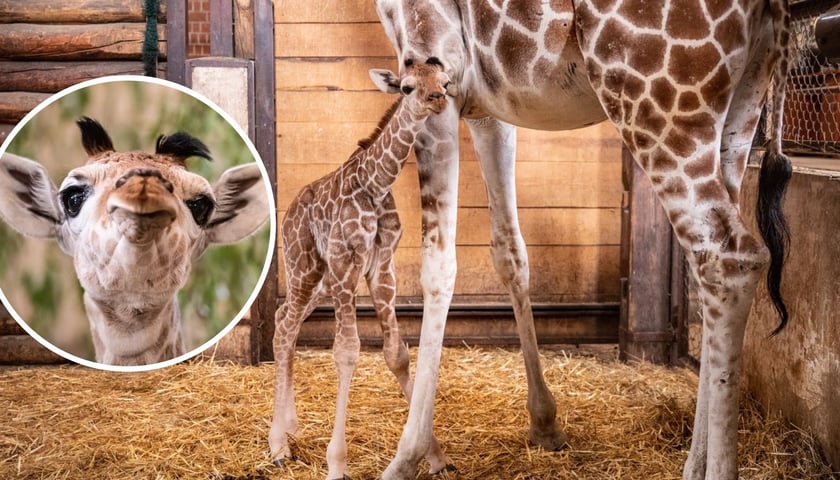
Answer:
461 0 606 130
462 75 605 131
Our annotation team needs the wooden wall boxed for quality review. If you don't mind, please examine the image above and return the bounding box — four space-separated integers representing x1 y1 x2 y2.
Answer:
274 1 624 317
740 165 840 471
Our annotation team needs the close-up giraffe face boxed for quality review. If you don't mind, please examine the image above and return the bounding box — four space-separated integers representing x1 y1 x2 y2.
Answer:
0 77 275 366
399 60 452 115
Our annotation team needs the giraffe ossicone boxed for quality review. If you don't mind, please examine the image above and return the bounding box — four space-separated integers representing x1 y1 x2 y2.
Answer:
372 0 792 479
0 117 269 366
269 60 454 480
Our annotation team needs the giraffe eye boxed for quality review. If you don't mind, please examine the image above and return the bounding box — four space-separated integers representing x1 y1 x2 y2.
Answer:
401 85 415 95
59 185 90 218
185 195 215 226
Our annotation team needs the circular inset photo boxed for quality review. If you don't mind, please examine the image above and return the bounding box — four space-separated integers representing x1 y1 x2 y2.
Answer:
0 76 275 371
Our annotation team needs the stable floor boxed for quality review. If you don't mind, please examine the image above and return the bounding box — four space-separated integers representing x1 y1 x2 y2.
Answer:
0 346 835 479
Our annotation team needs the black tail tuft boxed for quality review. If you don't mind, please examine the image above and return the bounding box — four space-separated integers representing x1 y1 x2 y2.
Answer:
756 148 792 336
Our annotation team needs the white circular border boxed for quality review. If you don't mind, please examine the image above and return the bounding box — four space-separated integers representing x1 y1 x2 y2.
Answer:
0 75 277 373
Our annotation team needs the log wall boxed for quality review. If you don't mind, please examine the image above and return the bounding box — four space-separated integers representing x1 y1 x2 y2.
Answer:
0 0 167 142
274 0 624 345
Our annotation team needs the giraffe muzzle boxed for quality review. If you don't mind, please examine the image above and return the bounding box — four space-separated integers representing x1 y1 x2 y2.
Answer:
107 169 179 243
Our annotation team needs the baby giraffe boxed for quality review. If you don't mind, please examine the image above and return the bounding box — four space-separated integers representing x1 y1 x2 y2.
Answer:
0 118 268 366
270 59 453 479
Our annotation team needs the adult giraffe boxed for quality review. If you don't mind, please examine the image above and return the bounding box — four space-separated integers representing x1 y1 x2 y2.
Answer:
373 0 791 479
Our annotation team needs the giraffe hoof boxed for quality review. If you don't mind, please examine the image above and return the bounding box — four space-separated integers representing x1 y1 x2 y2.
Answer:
271 455 296 468
528 425 569 451
432 464 458 476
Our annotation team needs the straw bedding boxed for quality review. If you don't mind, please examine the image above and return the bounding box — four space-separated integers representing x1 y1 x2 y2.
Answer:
0 346 835 479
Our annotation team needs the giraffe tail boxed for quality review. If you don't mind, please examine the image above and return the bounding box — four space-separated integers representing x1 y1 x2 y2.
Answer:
756 0 792 336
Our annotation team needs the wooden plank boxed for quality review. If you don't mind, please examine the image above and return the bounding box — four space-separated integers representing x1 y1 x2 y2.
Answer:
277 244 621 301
274 0 378 23
0 123 15 143
0 61 165 93
211 0 234 56
275 23 393 58
0 23 168 61
0 314 23 336
166 0 186 84
276 57 398 92
277 161 621 209
0 335 65 364
0 0 166 23
619 147 673 364
296 310 619 347
234 0 255 59
277 91 396 123
422 207 620 247
250 0 279 363
277 121 622 165
0 92 51 124
274 205 620 248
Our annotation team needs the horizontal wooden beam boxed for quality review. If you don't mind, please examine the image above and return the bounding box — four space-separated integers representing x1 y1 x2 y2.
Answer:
0 61 166 93
0 23 167 61
816 9 840 62
295 304 620 351
0 335 65 364
0 0 166 23
0 91 51 123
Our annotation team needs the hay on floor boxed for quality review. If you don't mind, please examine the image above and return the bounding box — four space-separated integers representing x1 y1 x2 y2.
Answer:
0 346 835 479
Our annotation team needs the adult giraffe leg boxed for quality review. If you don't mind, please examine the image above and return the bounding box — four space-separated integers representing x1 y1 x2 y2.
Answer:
367 195 452 474
383 103 460 480
466 116 567 450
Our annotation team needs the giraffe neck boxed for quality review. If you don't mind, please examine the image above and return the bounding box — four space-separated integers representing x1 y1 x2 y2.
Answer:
356 97 425 199
84 292 184 365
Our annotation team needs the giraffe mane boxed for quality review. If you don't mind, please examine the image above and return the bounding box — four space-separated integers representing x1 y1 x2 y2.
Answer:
356 97 403 151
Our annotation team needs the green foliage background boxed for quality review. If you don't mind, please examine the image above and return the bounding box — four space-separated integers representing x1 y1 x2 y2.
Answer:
0 79 273 361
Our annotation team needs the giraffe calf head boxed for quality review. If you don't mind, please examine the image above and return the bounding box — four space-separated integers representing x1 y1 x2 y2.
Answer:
0 117 269 304
369 57 455 116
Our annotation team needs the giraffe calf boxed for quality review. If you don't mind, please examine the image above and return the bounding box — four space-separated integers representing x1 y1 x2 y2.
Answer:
269 59 455 480
0 118 269 366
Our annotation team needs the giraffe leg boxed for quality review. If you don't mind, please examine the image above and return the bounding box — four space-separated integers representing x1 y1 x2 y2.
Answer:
269 281 324 464
270 220 326 465
383 105 460 480
366 200 453 474
466 116 567 450
326 262 363 480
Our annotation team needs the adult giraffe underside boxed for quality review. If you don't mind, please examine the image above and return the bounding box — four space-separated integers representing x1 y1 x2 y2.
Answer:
371 0 792 479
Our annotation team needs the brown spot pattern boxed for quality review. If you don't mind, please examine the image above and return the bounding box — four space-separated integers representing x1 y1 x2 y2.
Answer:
669 43 722 85
617 0 665 28
497 25 537 85
665 0 711 40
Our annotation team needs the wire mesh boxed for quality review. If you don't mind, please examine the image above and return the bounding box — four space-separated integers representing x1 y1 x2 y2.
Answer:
782 0 840 156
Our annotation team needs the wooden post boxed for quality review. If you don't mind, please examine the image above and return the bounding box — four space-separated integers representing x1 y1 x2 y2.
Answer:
210 0 234 57
816 9 840 62
619 147 675 364
166 0 187 84
250 0 277 364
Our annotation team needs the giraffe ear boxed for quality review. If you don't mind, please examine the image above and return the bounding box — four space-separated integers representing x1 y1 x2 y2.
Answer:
369 69 402 94
205 162 269 244
0 152 63 238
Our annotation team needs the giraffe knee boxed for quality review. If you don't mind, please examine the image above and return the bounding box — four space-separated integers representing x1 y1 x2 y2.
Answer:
489 240 529 290
384 341 410 374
